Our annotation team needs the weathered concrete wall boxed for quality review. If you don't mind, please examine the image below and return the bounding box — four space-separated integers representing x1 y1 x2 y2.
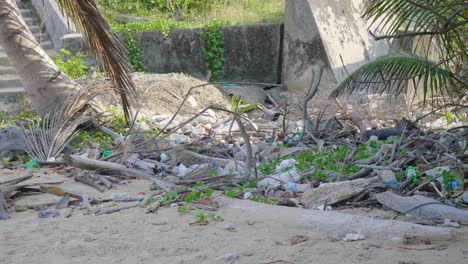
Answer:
137 23 282 82
30 0 82 51
222 24 281 83
307 0 391 83
281 0 336 93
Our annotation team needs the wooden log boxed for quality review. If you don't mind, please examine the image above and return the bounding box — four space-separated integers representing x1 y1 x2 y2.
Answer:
64 154 127 171
74 175 106 192
214 195 457 243
95 202 139 216
376 191 468 224
0 190 9 220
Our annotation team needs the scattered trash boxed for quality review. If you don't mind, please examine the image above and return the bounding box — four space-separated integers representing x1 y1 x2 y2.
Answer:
343 233 365 242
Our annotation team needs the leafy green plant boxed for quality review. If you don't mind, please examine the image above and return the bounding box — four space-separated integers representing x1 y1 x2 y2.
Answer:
445 111 453 126
202 19 229 81
161 191 179 205
195 209 207 222
178 204 190 213
331 0 466 102
52 49 89 79
184 186 214 203
76 130 114 149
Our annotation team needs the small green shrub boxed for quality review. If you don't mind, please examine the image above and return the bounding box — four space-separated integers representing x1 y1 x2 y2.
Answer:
202 19 229 81
52 49 88 79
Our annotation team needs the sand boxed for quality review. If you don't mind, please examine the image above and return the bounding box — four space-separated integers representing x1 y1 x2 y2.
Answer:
1 170 467 264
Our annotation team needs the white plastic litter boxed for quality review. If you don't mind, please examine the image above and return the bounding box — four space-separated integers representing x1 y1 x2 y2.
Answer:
343 233 365 241
257 168 301 189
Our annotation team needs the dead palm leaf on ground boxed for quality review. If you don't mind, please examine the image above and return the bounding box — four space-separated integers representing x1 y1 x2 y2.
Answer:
20 84 101 163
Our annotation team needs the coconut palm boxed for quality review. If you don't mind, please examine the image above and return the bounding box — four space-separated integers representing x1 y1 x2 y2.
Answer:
330 0 467 101
0 0 136 121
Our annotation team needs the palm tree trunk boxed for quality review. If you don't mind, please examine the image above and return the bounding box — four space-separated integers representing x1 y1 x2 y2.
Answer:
0 0 78 115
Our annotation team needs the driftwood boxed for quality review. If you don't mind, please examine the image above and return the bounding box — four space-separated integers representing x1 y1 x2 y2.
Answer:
74 174 106 192
302 177 375 207
0 190 9 220
0 173 33 186
376 191 468 224
214 195 456 243
64 154 127 171
144 201 161 214
95 202 139 216
64 154 180 192
170 148 231 167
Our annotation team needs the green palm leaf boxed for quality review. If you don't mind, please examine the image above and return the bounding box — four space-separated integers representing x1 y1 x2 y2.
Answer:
363 0 467 61
330 53 460 99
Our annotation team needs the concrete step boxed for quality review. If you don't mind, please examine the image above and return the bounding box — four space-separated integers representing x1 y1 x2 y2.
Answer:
0 74 22 88
0 87 24 94
29 25 41 34
23 17 39 26
0 49 58 66
20 9 34 18
0 65 17 75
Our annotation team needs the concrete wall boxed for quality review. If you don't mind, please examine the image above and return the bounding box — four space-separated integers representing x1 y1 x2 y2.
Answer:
137 23 282 83
281 0 336 93
30 0 82 51
306 0 391 83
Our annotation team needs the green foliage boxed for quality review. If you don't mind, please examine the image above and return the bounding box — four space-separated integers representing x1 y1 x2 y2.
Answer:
332 0 467 101
161 191 179 205
178 204 190 213
76 130 114 149
445 111 453 126
113 19 188 71
195 209 207 222
0 108 41 129
105 105 128 134
202 19 229 81
230 96 260 115
184 185 214 203
441 170 463 191
52 49 88 79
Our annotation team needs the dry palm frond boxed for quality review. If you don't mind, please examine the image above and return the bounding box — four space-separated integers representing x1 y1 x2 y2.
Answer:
54 0 136 122
21 84 100 163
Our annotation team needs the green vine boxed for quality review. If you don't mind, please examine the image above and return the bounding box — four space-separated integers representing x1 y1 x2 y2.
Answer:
113 19 188 72
202 19 229 81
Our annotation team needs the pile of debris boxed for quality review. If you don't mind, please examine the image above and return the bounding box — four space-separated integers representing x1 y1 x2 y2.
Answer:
1 79 467 242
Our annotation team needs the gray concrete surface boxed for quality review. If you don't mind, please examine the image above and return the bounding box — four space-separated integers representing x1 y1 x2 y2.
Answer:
30 0 80 50
306 0 391 83
281 0 336 94
137 24 282 82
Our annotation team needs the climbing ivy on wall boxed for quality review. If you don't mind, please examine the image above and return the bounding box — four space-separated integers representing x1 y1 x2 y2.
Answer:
113 19 186 72
201 19 229 81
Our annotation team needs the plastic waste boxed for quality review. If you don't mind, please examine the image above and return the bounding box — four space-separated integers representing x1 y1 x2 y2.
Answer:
463 192 468 203
406 166 418 183
284 183 312 192
380 170 398 188
170 133 189 144
243 192 252 199
160 153 170 163
25 160 39 169
275 159 297 173
38 208 60 218
315 204 333 211
257 168 301 189
111 193 130 202
343 233 365 241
